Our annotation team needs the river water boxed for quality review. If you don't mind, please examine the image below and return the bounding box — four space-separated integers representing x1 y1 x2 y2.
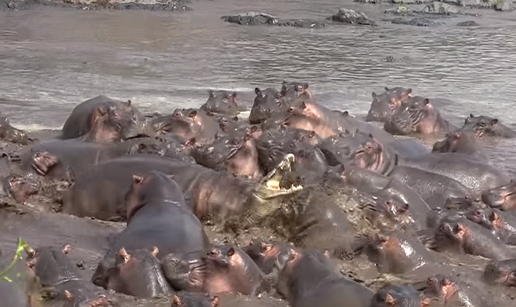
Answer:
1 0 516 172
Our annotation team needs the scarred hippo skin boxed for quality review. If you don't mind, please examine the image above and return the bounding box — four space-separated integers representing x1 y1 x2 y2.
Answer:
462 114 516 138
62 154 253 221
200 90 239 116
149 108 221 145
274 249 374 307
106 247 174 298
432 130 488 162
61 95 146 140
25 244 112 307
249 87 287 124
190 126 262 180
424 219 516 260
398 153 510 195
243 240 293 275
387 166 474 208
201 245 271 296
365 87 413 123
364 231 434 275
339 166 430 229
91 170 208 291
415 274 487 307
483 258 516 287
384 97 457 136
0 117 30 144
369 285 430 307
481 180 516 211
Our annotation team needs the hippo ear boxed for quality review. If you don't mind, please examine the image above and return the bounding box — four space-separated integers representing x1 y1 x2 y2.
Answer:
384 293 396 305
172 295 183 306
406 88 412 94
250 125 258 133
184 138 196 147
372 92 377 99
232 116 239 121
132 175 145 185
469 114 474 118
491 118 498 125
342 111 349 117
125 100 131 107
226 247 235 257
208 90 215 98
64 290 74 302
254 87 262 96
150 246 159 257
300 101 307 109
118 248 131 263
302 83 309 89
261 243 273 253
231 92 237 98
211 296 220 307
287 248 299 261
62 244 72 254
307 131 316 138
384 87 390 92
95 106 109 117
188 110 198 118
423 98 430 105
421 297 431 307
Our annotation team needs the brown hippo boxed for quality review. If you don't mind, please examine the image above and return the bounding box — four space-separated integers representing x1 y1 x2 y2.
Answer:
483 259 516 287
462 114 516 138
369 285 430 307
365 86 413 123
200 90 239 116
414 274 488 307
243 240 293 274
92 170 208 295
280 81 313 102
61 95 146 140
482 180 516 211
249 87 288 124
432 130 488 162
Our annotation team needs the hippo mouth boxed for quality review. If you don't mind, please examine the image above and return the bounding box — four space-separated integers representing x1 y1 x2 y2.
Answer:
256 153 303 199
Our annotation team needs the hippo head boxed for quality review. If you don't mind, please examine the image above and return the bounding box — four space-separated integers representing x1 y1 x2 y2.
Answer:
151 109 203 141
415 275 458 305
384 86 413 101
370 285 430 307
216 115 240 133
432 131 468 153
126 137 168 157
106 247 173 298
0 117 29 145
249 88 285 124
201 90 239 116
280 81 312 101
463 114 501 137
481 180 516 211
483 260 516 287
427 221 470 253
25 244 74 287
365 233 413 274
124 171 184 221
349 133 396 175
2 174 41 203
172 292 219 307
384 97 436 135
364 198 411 232
162 250 207 293
463 208 495 231
84 105 125 144
243 240 293 275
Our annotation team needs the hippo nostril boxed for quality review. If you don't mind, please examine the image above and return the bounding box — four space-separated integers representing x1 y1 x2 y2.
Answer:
288 107 294 113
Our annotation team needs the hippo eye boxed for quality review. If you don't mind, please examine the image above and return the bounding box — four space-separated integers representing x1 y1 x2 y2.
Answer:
138 144 146 150
479 120 486 127
226 247 235 257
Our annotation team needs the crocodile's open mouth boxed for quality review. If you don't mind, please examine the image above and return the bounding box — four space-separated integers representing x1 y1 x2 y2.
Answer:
258 153 303 198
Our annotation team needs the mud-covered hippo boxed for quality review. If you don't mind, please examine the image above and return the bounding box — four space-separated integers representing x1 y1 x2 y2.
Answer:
414 274 488 307
26 244 113 306
249 87 287 124
483 259 516 287
365 87 412 123
148 108 221 144
273 248 374 307
62 95 146 140
200 90 239 116
63 153 303 226
369 285 430 307
384 97 456 136
462 114 516 138
92 170 207 296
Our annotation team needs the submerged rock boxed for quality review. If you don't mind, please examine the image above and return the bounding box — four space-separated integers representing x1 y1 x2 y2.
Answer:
331 8 376 26
0 0 191 10
457 20 480 26
392 17 441 26
221 12 326 28
423 1 460 14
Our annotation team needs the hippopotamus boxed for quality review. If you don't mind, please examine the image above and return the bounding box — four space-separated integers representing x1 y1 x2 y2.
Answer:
482 180 516 211
284 98 396 143
432 130 488 162
76 104 126 144
274 248 374 307
362 197 412 232
190 126 262 180
486 208 516 245
280 81 313 101
123 136 195 163
64 153 303 225
61 95 146 140
92 170 208 294
384 97 456 136
424 219 516 260
2 173 41 203
243 240 293 274
414 274 487 307
462 114 516 138
25 244 112 306
106 247 174 298
249 87 287 124
256 127 328 185
369 285 430 307
483 259 516 287
162 245 270 296
148 108 221 145
172 292 220 307
200 90 239 116
365 87 412 123
364 231 434 275
0 117 29 144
